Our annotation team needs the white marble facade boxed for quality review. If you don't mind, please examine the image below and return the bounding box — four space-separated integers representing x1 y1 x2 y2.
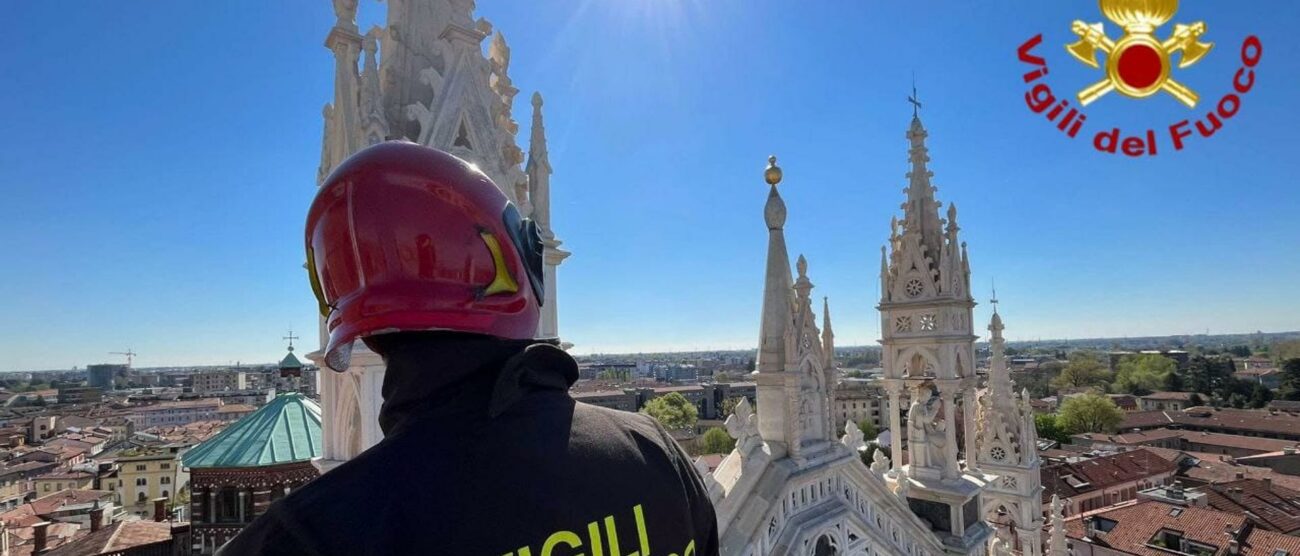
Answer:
707 114 1057 555
309 0 567 471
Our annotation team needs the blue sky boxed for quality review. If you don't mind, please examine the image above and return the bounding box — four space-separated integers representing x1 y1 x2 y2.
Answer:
3 1 1298 370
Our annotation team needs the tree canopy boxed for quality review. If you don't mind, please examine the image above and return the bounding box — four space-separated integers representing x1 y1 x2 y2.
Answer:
1279 358 1300 400
1114 354 1177 395
1034 413 1071 445
857 419 878 441
641 392 699 431
700 427 735 454
1050 352 1112 392
1057 393 1124 434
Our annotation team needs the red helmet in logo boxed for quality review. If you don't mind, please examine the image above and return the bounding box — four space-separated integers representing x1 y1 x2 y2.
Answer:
306 142 544 371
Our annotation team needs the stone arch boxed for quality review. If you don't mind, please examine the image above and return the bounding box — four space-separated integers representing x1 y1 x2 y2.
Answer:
895 346 940 378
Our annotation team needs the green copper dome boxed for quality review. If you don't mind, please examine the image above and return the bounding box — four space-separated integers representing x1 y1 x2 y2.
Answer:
182 393 322 468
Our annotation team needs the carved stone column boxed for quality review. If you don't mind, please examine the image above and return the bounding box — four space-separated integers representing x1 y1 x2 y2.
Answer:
540 242 569 339
885 381 904 472
937 382 960 480
963 388 979 471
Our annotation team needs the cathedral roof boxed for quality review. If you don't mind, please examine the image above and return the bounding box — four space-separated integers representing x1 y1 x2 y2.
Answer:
278 349 303 370
181 393 321 469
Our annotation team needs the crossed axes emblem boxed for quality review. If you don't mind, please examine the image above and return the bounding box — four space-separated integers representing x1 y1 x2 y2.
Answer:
1066 0 1213 108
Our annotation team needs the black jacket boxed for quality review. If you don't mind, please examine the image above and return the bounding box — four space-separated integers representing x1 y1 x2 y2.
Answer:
219 336 719 555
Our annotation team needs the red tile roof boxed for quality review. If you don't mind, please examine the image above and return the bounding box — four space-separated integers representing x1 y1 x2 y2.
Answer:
43 520 176 556
1064 501 1244 556
1203 479 1300 533
1122 408 1300 439
1043 448 1177 502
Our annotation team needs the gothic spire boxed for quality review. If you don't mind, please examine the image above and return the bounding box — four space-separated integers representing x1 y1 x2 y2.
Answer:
1047 495 1069 556
903 113 944 266
754 156 795 454
822 297 835 370
988 303 1012 397
758 156 793 375
526 92 553 237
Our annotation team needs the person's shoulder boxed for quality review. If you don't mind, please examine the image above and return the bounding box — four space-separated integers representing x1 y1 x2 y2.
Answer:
572 400 662 432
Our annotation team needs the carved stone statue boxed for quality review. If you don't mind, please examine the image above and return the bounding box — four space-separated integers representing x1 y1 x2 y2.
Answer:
332 0 358 28
871 447 891 475
841 420 865 452
908 389 946 470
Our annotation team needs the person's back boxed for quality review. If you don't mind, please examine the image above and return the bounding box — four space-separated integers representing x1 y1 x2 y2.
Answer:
221 336 716 555
220 143 718 555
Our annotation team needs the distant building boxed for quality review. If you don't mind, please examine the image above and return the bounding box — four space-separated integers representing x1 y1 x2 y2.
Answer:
1138 391 1199 411
182 393 322 554
571 390 638 412
87 364 126 391
1064 500 1300 556
831 378 888 434
33 469 95 495
126 400 223 428
1121 407 1300 442
1042 448 1178 515
117 445 189 518
577 362 637 381
190 371 246 394
57 386 104 405
214 404 255 423
1235 365 1281 389
180 389 273 408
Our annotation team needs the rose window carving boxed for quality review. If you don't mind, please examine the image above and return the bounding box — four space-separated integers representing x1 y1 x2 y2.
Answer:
905 278 924 298
990 446 1006 461
920 314 937 331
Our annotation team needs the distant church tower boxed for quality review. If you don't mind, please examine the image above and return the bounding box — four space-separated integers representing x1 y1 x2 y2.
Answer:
310 0 567 470
878 101 991 551
975 302 1045 555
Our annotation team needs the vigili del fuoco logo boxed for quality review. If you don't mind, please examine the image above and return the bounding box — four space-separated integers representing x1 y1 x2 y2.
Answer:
1017 0 1262 156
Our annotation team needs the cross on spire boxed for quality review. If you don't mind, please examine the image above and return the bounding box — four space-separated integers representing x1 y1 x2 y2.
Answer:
990 279 999 313
283 329 300 351
908 75 922 117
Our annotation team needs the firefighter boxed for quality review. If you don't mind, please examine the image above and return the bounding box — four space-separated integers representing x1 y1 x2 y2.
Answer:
220 142 719 555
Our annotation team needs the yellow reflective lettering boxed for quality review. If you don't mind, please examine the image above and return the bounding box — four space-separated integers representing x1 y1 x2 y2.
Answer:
604 515 622 556
541 530 584 556
587 521 605 556
634 505 650 556
683 540 696 556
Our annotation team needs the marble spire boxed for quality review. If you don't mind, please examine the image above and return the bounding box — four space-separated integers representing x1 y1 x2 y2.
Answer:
902 113 944 267
755 156 793 452
1047 495 1068 556
822 297 835 370
526 92 553 237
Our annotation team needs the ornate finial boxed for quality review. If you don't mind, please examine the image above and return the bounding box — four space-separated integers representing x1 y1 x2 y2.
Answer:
990 278 999 312
796 254 808 278
531 91 543 108
908 75 923 118
764 155 782 186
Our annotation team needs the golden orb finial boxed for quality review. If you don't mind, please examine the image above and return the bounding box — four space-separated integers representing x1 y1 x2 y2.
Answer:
764 155 782 186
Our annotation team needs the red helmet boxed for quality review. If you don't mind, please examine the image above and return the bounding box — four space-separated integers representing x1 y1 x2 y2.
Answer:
306 142 544 371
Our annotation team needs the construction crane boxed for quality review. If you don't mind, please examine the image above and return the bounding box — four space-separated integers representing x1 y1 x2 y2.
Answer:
109 349 137 367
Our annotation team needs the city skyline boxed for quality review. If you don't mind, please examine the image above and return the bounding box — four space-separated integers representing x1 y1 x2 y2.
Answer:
4 1 1299 371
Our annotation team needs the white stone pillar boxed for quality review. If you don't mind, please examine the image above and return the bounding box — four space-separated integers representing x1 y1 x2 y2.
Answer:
539 242 569 339
963 388 979 470
938 383 960 480
885 382 903 472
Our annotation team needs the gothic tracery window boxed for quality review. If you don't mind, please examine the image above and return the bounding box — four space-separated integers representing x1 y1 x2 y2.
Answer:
920 314 937 331
905 278 924 298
